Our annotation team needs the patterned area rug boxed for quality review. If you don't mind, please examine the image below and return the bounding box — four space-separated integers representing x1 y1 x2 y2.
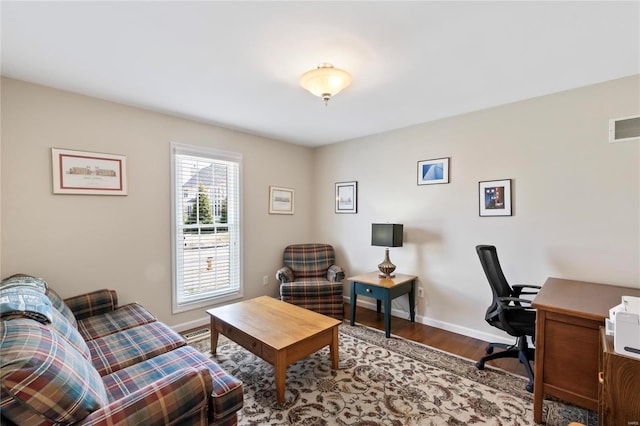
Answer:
187 323 596 425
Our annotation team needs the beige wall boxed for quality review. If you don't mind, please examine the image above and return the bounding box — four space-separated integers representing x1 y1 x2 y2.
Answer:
0 77 313 327
314 75 640 342
2 75 638 342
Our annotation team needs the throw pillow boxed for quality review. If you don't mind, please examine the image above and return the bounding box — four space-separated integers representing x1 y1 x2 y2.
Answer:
0 319 108 424
0 276 52 324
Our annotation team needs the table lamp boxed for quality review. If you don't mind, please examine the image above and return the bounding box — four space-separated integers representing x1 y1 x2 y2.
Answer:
371 223 403 278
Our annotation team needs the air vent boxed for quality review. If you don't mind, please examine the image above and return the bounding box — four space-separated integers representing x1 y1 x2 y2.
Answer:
609 115 640 143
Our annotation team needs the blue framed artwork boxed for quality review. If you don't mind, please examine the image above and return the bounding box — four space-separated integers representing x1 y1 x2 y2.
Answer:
479 179 512 216
417 157 450 185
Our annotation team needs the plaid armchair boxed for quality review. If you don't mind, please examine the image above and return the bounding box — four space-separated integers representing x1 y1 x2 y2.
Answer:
276 243 345 319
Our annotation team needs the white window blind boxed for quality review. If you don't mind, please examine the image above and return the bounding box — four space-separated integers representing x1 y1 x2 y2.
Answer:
171 143 242 312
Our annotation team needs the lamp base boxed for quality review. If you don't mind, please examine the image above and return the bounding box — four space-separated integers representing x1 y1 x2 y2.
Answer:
378 272 396 279
377 248 396 279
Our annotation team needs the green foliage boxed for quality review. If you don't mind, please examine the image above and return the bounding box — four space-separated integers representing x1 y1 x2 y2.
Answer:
185 184 213 225
219 197 228 224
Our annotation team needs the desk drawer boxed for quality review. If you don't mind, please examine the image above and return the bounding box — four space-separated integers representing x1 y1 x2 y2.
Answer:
220 323 263 358
355 283 386 299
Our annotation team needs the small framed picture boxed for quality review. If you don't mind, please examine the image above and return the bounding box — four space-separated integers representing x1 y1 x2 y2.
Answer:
335 181 357 213
417 157 450 185
51 148 128 195
479 179 512 217
269 186 294 214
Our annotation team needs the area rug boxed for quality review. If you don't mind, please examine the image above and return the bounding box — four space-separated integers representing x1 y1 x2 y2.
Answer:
186 324 596 425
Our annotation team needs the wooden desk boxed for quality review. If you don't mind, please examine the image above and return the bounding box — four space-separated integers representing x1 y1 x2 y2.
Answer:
349 272 417 338
531 277 640 423
599 327 640 425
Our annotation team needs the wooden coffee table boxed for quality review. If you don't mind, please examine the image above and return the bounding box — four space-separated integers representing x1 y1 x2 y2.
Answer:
207 296 341 404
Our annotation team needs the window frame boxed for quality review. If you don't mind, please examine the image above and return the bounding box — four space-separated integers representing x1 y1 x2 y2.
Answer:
170 142 243 313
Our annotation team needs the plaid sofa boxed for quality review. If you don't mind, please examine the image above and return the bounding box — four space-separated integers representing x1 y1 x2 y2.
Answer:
276 243 345 319
0 276 243 426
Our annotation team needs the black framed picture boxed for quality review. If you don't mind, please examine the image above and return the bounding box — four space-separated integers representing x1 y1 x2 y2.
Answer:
479 179 512 216
335 181 357 213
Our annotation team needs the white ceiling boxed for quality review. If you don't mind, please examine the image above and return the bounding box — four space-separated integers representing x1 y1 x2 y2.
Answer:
2 1 639 147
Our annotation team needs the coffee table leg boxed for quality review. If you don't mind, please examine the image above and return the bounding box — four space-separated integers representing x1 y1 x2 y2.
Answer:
210 318 219 356
275 351 286 404
330 326 339 369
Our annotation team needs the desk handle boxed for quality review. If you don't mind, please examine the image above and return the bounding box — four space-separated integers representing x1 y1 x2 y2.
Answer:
366 288 372 293
598 372 604 384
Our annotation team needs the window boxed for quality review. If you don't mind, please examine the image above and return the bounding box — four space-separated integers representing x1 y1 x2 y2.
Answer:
171 143 242 313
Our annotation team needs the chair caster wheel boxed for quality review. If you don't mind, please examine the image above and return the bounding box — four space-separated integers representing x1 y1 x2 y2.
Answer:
485 346 494 354
525 383 533 393
475 361 485 370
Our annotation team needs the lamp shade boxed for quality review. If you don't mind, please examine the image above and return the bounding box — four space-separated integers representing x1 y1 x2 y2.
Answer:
300 64 351 104
371 223 403 247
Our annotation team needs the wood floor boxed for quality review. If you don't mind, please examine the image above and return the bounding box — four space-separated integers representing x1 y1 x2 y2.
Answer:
348 303 527 378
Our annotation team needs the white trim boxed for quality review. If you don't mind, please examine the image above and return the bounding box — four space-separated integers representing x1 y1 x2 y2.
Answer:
170 142 243 314
171 316 210 333
175 297 516 345
344 296 515 346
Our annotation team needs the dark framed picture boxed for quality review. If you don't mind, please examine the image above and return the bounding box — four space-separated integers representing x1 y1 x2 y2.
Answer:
479 179 512 216
335 181 357 213
417 157 450 185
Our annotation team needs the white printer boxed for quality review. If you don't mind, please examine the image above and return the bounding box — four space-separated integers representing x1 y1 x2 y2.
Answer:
605 295 640 360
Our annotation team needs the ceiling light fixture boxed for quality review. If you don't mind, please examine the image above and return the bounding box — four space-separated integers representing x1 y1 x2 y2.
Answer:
300 63 351 106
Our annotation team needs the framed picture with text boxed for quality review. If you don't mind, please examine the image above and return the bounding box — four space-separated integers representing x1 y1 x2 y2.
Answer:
335 181 357 213
51 148 128 195
479 179 512 217
269 186 294 214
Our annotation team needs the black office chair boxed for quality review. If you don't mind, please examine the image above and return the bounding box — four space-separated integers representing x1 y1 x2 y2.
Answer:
475 245 540 392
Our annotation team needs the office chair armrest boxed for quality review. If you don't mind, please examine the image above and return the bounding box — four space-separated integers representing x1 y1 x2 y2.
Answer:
499 305 536 313
512 284 541 297
497 296 534 307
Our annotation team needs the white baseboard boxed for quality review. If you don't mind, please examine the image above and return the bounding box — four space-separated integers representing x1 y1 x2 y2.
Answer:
344 296 514 346
172 298 514 347
171 316 209 333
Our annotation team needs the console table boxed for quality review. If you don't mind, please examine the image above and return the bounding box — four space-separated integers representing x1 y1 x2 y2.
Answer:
349 272 417 338
531 277 640 423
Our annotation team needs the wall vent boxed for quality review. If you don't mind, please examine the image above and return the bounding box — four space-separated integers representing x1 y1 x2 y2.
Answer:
609 115 640 143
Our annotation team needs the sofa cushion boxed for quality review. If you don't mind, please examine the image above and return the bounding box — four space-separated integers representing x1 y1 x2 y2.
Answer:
280 293 344 319
280 279 344 297
87 321 186 376
77 302 157 341
46 287 78 328
102 346 243 421
0 319 108 424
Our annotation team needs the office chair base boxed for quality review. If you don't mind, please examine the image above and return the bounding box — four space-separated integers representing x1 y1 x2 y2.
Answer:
475 337 535 393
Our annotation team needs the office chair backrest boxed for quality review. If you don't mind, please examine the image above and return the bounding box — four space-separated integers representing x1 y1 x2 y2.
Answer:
476 245 512 300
